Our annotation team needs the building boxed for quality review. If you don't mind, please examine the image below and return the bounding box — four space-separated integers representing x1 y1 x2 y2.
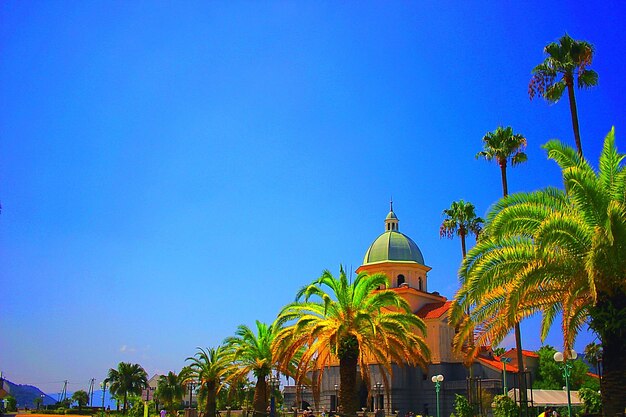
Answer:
283 205 532 416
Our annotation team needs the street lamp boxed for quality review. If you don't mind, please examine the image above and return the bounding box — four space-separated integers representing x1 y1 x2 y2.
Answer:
334 384 339 412
297 386 307 410
554 350 577 417
500 357 512 395
269 376 280 417
100 381 108 417
187 380 197 409
431 375 444 417
373 382 383 412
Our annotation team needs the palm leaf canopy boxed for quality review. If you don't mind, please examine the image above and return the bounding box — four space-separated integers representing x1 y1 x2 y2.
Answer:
451 128 626 357
274 267 430 387
224 321 277 381
440 200 484 239
186 346 230 393
529 33 598 102
477 126 528 168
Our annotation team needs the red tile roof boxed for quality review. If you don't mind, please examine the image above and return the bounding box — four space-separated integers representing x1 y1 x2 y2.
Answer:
475 355 520 373
505 348 540 358
416 301 452 319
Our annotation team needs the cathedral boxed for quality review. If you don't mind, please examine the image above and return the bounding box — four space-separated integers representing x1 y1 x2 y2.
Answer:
283 205 533 416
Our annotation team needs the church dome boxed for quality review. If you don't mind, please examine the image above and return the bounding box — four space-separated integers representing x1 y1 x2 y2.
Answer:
362 203 425 265
363 231 425 265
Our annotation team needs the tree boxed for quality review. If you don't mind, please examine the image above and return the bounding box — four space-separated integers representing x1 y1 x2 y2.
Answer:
155 371 186 416
529 33 598 156
186 347 230 417
492 347 506 357
72 390 90 410
106 362 148 414
477 126 528 196
440 200 483 258
274 267 430 417
5 395 17 412
450 129 626 416
224 322 277 417
440 200 483 406
533 346 597 391
583 342 602 377
476 125 528 410
33 397 43 410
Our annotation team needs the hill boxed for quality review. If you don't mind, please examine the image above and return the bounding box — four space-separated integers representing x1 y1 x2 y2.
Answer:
1 379 56 408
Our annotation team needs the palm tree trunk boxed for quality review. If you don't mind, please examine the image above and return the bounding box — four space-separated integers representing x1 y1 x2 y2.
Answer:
123 393 128 414
206 382 217 417
590 293 626 417
252 376 267 417
514 324 528 414
501 171 528 415
500 163 508 197
339 343 359 416
460 232 467 258
566 79 583 157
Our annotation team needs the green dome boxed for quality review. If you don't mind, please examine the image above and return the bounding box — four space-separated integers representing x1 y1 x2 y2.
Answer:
363 231 425 265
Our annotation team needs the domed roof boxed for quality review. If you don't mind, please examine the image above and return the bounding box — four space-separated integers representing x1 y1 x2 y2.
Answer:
363 231 425 265
362 204 425 265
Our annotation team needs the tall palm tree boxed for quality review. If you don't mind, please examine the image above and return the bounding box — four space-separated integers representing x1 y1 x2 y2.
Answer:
477 126 528 196
476 125 529 410
186 347 230 417
440 200 483 257
451 128 626 416
583 342 602 378
274 267 430 417
529 33 598 156
106 362 148 414
440 200 483 408
224 322 277 417
156 371 186 417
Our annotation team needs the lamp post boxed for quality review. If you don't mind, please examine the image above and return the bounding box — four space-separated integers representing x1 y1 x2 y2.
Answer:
334 384 339 413
373 382 383 412
554 350 577 417
431 375 444 417
100 381 108 417
187 380 197 409
500 357 512 395
297 386 307 410
269 376 280 417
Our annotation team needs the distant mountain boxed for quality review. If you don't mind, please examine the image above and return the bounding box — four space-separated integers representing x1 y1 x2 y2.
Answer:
2 379 56 408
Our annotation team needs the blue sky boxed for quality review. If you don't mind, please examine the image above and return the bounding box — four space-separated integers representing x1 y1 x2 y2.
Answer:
1 1 625 394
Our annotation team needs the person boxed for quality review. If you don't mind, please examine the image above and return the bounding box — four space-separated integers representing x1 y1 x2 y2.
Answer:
538 407 550 417
161 409 167 417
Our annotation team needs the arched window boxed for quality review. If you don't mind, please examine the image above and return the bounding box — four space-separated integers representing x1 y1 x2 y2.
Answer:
418 277 423 291
397 274 405 287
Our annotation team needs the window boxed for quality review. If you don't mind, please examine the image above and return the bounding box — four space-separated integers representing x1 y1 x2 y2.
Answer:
397 274 405 286
418 277 423 291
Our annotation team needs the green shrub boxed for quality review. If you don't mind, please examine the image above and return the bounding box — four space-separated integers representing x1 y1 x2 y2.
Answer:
578 388 601 415
453 394 475 417
492 395 519 417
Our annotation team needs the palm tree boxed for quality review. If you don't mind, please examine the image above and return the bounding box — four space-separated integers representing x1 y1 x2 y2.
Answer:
476 125 529 410
583 342 602 378
223 322 277 417
156 371 186 416
477 126 527 196
440 200 483 257
71 390 89 410
274 267 430 417
186 347 230 417
451 128 626 416
529 33 598 156
106 362 148 414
